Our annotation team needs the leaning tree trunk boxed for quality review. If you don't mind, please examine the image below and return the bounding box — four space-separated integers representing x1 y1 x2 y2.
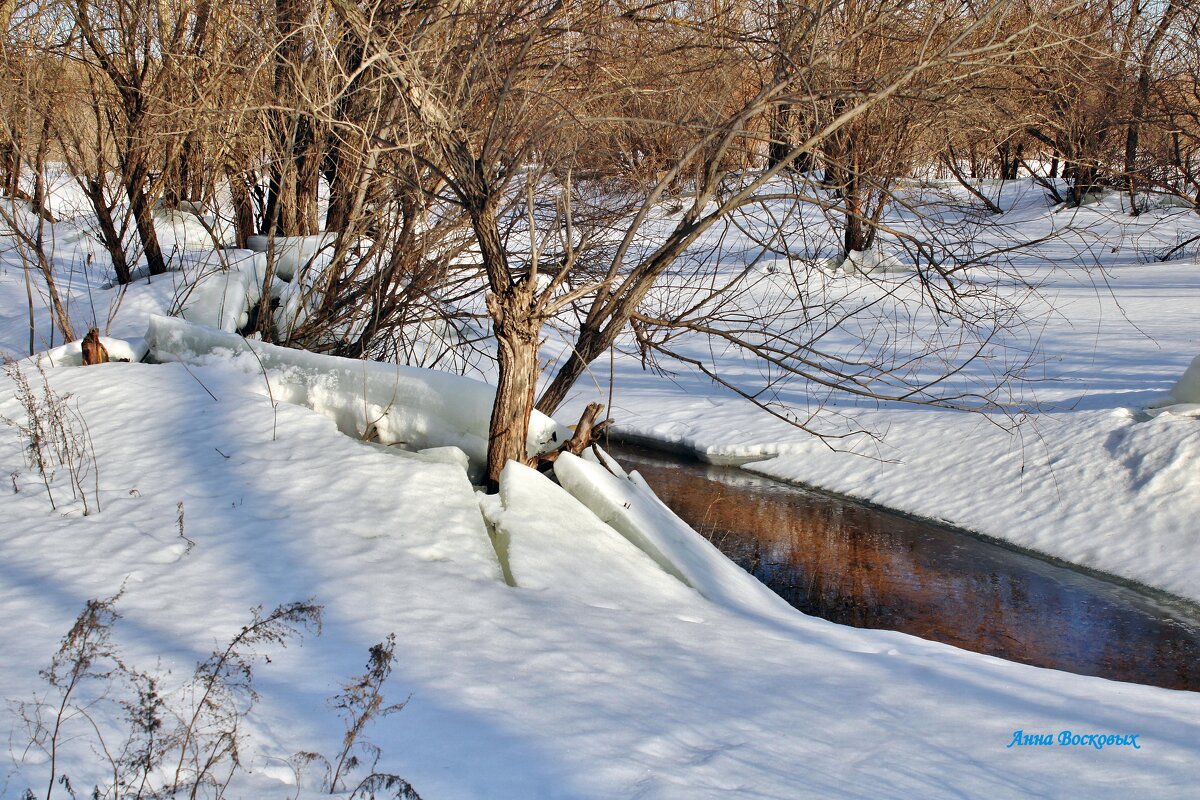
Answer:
536 322 607 416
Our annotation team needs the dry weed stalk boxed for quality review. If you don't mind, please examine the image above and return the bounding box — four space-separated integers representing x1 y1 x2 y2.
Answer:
2 358 100 514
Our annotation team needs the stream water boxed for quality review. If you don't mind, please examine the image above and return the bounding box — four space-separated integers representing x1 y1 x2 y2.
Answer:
609 443 1200 692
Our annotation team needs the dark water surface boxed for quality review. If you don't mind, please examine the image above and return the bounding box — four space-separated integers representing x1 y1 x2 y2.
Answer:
610 443 1200 692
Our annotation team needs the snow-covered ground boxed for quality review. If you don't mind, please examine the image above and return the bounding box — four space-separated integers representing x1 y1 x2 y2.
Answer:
557 185 1200 606
2 179 1200 798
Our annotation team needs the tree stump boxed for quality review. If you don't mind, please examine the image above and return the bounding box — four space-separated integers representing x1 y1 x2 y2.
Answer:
81 328 109 365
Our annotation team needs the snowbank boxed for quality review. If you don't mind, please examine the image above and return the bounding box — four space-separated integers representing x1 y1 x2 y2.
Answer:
145 315 567 481
172 249 286 333
245 233 337 282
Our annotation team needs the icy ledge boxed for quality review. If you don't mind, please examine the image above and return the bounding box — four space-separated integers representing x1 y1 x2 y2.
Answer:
1146 353 1200 418
145 315 567 482
552 450 796 619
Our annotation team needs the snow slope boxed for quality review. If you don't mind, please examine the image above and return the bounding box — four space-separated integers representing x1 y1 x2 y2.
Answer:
1 357 1198 799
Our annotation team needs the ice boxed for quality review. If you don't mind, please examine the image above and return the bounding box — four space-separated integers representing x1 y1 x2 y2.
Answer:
145 315 567 481
245 233 337 282
553 450 795 619
172 249 286 333
484 460 695 604
1146 353 1200 417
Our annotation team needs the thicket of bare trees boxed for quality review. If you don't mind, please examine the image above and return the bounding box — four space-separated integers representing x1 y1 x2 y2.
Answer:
3 0 1200 487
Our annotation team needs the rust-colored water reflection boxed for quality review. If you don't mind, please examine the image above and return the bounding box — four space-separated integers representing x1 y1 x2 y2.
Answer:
612 443 1200 692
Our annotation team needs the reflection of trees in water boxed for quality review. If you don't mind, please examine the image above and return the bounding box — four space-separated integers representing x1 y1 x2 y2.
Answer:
620 449 1200 691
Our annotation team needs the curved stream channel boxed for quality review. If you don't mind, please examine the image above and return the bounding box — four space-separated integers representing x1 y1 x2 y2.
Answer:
608 443 1200 692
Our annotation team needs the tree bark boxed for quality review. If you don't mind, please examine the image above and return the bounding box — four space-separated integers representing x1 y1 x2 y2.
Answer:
83 177 131 284
226 164 256 247
0 138 16 198
536 324 605 415
124 157 167 275
485 287 540 493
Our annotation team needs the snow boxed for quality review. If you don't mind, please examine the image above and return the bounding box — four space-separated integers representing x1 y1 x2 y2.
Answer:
2 175 1200 797
3 358 1198 799
145 315 566 483
152 205 222 250
839 247 906 274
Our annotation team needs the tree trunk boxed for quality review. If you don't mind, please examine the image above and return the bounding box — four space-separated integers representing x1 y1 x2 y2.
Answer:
485 288 540 492
1126 0 1180 214
124 158 167 274
536 324 605 415
464 176 544 491
226 164 256 247
268 0 320 237
767 102 792 170
83 177 131 283
294 120 321 235
843 167 867 255
0 137 16 197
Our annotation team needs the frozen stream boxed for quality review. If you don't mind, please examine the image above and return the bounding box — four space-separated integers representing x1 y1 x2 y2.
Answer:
609 442 1200 692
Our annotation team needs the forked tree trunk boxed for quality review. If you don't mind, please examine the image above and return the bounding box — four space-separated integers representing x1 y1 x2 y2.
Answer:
83 177 131 284
469 188 543 491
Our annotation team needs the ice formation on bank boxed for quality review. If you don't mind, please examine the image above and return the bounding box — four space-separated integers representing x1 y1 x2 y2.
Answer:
1146 353 1200 417
145 315 566 482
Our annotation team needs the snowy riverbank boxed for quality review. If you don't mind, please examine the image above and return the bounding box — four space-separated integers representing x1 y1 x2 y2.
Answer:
2 354 1199 798
3 179 1200 797
556 194 1200 605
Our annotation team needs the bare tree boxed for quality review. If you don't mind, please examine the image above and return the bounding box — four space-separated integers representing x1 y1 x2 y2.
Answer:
314 0 1062 490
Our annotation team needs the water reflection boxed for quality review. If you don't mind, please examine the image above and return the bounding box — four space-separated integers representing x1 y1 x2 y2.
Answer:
612 444 1200 692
